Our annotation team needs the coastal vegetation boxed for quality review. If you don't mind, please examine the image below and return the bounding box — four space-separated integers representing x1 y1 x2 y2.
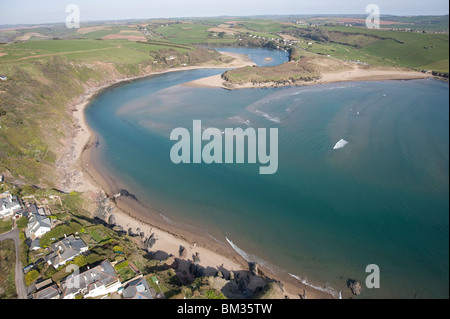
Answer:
0 38 222 186
0 239 16 299
222 54 325 85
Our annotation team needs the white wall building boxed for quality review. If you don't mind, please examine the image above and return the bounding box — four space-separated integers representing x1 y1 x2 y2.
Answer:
61 260 121 299
27 213 52 237
0 195 21 219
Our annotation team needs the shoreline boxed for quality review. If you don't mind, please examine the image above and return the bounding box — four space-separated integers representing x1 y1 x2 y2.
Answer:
61 52 333 299
184 64 434 89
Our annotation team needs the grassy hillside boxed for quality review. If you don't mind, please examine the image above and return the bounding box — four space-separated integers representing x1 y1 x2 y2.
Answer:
222 57 322 85
282 26 449 72
0 38 221 187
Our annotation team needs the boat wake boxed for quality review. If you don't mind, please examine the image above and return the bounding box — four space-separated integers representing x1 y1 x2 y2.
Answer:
333 139 349 150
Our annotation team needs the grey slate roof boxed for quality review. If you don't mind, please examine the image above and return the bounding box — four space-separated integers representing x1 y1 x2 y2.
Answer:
0 195 21 216
122 277 153 299
30 238 41 250
33 284 60 299
60 260 119 298
45 235 88 267
27 213 51 235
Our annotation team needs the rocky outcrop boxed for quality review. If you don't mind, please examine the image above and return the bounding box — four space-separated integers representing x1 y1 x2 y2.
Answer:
249 262 259 276
107 214 116 226
193 252 201 265
348 279 362 295
179 245 187 259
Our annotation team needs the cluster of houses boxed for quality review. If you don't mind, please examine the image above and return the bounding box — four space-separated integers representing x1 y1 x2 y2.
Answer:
245 34 297 52
26 229 154 299
33 258 153 299
1 190 155 299
1 193 53 249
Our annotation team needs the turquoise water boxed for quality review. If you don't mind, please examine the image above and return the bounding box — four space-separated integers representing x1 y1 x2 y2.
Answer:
85 49 449 299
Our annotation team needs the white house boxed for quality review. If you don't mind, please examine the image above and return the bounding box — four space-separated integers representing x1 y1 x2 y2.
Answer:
0 75 7 81
60 260 121 299
0 195 22 219
27 213 52 237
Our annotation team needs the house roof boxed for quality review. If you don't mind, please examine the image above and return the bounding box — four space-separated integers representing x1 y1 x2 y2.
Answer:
27 213 51 234
35 278 53 291
45 235 88 267
30 238 41 250
0 195 21 214
61 260 120 298
122 277 153 299
33 284 60 299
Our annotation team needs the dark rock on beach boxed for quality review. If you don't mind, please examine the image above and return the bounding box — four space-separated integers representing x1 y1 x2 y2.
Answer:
348 279 362 295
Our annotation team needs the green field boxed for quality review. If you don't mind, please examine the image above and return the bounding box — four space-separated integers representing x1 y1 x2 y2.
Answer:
284 25 449 72
0 30 222 185
0 39 195 64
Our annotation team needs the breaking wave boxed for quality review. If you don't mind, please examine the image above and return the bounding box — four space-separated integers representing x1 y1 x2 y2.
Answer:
225 236 277 275
226 236 338 298
289 273 339 298
159 212 172 224
225 236 252 262
206 233 223 244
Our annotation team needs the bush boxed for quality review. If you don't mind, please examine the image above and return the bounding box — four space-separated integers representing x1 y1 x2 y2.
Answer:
113 245 124 252
85 253 102 265
25 269 40 286
71 255 87 268
205 289 226 299
44 266 57 279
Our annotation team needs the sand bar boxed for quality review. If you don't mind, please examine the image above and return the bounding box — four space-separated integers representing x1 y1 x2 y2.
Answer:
185 64 433 89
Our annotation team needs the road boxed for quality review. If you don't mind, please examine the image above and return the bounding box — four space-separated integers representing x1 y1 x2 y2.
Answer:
0 228 27 299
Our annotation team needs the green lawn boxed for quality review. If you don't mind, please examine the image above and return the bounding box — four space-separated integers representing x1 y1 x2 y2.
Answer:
118 267 135 281
0 219 12 234
87 226 112 244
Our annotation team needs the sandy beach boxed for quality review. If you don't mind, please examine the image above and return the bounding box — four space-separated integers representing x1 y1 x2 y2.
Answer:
185 64 433 89
59 51 333 299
